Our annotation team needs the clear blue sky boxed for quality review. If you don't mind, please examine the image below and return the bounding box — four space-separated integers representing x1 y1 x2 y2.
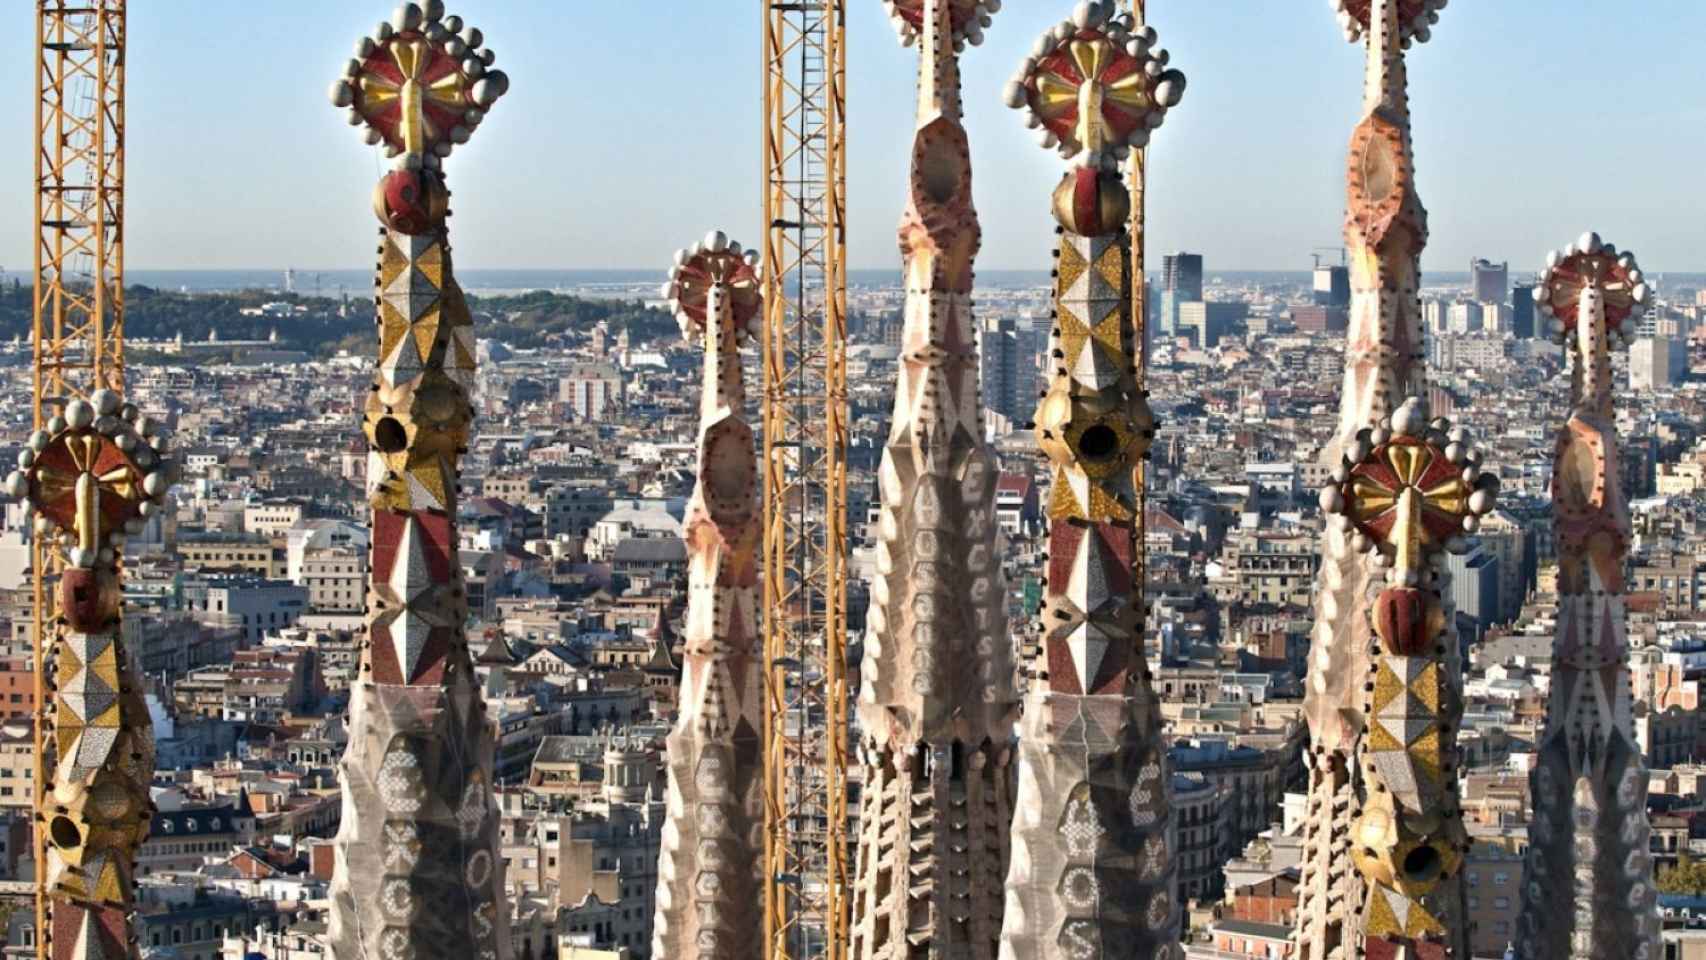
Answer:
1 2 1701 274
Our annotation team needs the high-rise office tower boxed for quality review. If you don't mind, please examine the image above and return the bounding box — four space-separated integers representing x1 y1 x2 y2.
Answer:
1630 335 1686 390
1446 300 1483 334
1314 264 1351 307
1161 252 1204 339
980 316 1042 425
1470 257 1508 304
1163 252 1205 299
1511 281 1535 338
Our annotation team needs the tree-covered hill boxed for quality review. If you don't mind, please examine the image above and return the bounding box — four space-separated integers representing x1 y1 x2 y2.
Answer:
0 281 674 356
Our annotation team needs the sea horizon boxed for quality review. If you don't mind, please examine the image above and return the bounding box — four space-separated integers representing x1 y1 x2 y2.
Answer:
95 267 1706 298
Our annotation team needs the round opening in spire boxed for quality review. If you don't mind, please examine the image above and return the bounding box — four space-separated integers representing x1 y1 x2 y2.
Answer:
1078 424 1120 462
49 815 82 850
1402 844 1442 884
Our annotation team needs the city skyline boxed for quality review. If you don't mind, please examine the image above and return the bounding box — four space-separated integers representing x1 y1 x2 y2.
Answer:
0 2 1702 274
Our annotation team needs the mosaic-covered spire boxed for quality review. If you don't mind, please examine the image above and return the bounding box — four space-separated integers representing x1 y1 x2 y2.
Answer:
651 232 766 959
1513 234 1659 959
324 4 512 958
847 2 1017 955
6 392 171 960
997 3 1186 956
1293 1 1464 957
1317 398 1497 959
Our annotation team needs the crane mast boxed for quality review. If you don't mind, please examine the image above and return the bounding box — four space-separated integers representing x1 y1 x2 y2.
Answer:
760 2 849 958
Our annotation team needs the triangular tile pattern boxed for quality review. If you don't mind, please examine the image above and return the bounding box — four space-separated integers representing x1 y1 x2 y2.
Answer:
367 227 473 515
1006 200 1177 956
45 625 153 919
53 904 128 960
1365 654 1446 817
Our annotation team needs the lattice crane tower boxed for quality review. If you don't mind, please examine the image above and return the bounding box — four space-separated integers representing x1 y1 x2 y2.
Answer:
760 2 849 959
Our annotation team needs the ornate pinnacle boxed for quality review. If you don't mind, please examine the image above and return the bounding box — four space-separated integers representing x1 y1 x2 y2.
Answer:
1318 397 1496 951
1004 0 1184 171
1535 232 1650 422
996 4 1185 957
652 231 765 960
884 0 1000 47
847 2 1016 955
7 389 170 958
329 0 509 165
326 6 513 960
1514 234 1659 958
1331 0 1449 46
329 2 510 235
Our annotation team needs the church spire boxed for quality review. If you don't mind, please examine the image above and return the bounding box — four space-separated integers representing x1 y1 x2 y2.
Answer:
1513 234 1659 958
999 3 1187 956
324 4 513 958
650 232 766 958
847 2 1017 955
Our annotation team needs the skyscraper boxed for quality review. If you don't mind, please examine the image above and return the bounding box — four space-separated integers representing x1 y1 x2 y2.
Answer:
1470 257 1508 303
1630 335 1686 390
1313 263 1351 306
1163 252 1205 299
1161 251 1204 339
979 316 1041 426
1511 281 1535 338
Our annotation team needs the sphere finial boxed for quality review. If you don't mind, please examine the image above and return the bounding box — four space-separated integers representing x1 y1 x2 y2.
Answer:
1535 236 1649 347
1332 0 1449 45
884 0 1001 47
662 236 763 342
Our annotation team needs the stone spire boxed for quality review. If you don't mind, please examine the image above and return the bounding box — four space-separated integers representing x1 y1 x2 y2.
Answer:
846 3 1015 956
1513 234 1659 959
651 231 766 958
7 389 172 960
998 3 1186 957
1295 1 1478 957
324 4 513 958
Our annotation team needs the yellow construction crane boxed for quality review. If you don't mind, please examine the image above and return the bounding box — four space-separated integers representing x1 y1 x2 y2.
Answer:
32 2 127 957
760 1 849 958
1127 0 1150 602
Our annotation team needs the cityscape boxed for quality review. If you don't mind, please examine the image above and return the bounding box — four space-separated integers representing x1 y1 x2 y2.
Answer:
1 2 1704 960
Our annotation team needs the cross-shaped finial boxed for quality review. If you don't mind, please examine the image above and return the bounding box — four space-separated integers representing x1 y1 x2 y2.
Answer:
1003 1 1184 168
329 2 510 167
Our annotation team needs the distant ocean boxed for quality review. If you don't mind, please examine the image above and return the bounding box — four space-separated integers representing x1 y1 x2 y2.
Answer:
125 268 1706 297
